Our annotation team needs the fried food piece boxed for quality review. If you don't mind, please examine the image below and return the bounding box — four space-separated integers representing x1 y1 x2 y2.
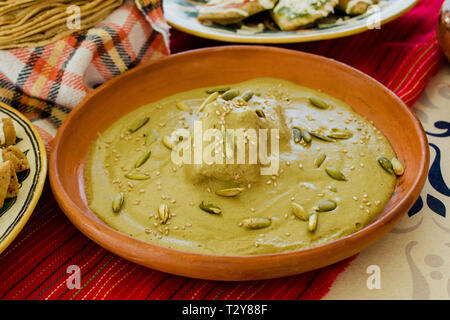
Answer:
0 160 20 206
337 0 378 15
0 160 11 207
6 161 19 199
1 117 16 147
271 0 339 31
198 0 277 25
2 145 30 172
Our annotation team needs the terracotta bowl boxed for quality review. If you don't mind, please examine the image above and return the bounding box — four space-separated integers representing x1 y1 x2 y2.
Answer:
50 46 429 281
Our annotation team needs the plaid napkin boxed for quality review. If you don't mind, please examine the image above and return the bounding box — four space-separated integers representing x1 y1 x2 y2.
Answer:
0 0 445 300
0 0 169 140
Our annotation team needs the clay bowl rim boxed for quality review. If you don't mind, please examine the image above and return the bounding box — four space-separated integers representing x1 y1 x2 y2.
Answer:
49 45 429 280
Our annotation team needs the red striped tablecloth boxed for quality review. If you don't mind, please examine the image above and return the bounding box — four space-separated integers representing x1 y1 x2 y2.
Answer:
0 0 445 300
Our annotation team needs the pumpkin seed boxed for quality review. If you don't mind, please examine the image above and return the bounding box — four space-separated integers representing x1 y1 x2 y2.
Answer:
199 201 222 214
176 101 190 112
215 187 244 197
162 135 176 150
221 89 239 101
291 202 308 221
255 109 266 118
377 157 394 174
292 127 302 143
145 129 158 145
328 131 353 140
124 172 150 180
241 90 254 102
314 152 327 168
242 217 271 229
302 130 312 143
158 203 169 223
310 132 336 142
206 86 230 94
135 151 151 168
309 97 329 110
316 200 337 212
328 185 338 192
391 157 404 176
129 117 149 133
308 213 318 232
325 167 347 181
112 192 124 213
198 91 219 114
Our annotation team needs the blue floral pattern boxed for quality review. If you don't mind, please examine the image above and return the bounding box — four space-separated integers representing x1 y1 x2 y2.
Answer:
408 121 450 218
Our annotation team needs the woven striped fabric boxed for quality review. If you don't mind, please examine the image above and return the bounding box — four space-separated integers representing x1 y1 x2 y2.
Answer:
0 0 169 133
0 0 445 300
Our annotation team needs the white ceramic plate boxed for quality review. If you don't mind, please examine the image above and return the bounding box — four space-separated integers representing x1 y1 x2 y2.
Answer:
164 0 419 43
0 102 47 254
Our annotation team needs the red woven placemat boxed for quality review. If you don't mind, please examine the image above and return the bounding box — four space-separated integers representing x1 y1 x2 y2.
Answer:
0 0 444 300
